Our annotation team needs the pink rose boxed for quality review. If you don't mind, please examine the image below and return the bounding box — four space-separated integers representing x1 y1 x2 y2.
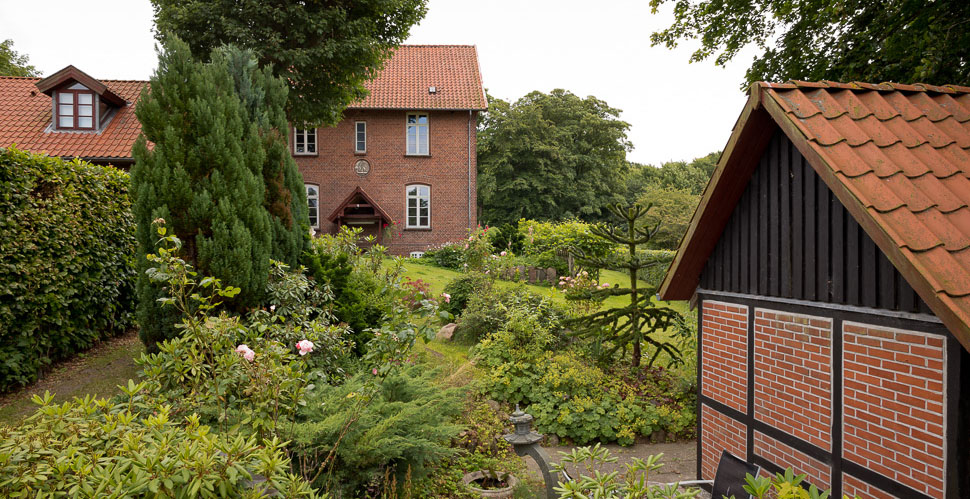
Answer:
500 251 507 256
373 368 378 375
296 340 315 356
442 293 451 303
236 344 255 361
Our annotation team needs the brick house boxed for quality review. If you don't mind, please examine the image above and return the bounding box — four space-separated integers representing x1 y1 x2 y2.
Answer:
295 45 487 255
661 81 970 498
0 65 145 168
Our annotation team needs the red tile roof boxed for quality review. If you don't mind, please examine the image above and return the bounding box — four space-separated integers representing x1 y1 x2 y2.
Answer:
349 45 487 111
661 80 970 352
0 75 146 162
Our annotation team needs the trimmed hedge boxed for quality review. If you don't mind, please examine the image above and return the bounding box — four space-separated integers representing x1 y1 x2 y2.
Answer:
0 147 136 392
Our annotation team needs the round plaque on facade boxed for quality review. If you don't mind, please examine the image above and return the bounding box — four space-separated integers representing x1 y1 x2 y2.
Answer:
354 159 371 176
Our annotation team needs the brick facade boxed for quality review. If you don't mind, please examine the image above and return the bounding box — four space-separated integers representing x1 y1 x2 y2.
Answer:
842 323 947 498
754 310 832 451
701 301 749 414
754 431 831 489
842 473 898 499
700 403 747 481
295 108 478 255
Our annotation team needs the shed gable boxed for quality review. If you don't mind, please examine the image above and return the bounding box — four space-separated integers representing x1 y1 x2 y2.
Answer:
700 129 932 315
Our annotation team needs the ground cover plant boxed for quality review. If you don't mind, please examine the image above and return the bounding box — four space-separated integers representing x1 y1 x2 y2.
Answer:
0 147 135 392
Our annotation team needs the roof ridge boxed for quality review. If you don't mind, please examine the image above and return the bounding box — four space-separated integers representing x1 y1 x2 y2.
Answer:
758 80 970 94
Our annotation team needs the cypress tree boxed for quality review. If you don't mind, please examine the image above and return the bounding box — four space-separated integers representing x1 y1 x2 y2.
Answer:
131 38 306 350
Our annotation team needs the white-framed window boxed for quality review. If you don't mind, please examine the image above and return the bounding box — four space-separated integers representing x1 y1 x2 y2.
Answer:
406 184 430 229
305 184 319 228
294 128 317 155
355 121 366 153
409 251 425 258
56 83 96 130
406 113 429 155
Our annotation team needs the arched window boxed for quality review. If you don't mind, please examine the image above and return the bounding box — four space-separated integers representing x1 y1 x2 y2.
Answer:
406 184 430 229
305 184 319 229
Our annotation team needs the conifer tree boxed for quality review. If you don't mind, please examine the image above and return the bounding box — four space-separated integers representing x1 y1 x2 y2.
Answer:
132 39 306 350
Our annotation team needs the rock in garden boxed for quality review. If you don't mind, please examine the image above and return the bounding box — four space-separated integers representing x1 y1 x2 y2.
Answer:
436 323 458 341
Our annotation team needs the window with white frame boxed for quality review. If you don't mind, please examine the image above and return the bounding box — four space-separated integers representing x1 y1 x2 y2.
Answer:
306 184 319 228
355 121 366 153
56 83 96 130
406 113 428 155
406 184 430 228
294 128 317 155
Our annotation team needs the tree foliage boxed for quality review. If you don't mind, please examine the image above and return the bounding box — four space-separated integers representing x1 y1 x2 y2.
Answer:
478 90 632 225
151 0 428 124
132 39 307 350
0 39 38 77
650 0 970 87
636 184 698 250
568 204 685 368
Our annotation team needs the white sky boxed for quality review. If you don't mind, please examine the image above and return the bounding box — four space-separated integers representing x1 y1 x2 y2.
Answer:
1 0 759 165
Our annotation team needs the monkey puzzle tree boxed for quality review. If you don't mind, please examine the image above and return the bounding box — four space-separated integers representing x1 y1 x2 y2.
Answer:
567 203 684 368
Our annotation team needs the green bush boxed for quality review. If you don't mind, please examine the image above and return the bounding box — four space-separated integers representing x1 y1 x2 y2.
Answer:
519 219 613 274
634 249 676 290
286 364 463 495
475 307 695 445
489 223 525 254
455 285 569 345
0 147 135 392
421 242 465 270
0 389 320 498
440 272 492 317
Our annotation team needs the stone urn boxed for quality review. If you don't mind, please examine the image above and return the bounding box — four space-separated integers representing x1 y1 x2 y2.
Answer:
462 470 519 498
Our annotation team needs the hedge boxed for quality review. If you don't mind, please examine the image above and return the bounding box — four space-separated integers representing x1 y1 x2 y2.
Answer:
0 147 136 392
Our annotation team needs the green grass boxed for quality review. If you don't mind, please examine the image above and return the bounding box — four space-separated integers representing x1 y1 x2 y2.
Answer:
0 332 144 425
400 260 688 314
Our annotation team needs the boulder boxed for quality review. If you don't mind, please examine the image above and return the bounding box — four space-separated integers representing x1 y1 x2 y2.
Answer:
436 323 458 341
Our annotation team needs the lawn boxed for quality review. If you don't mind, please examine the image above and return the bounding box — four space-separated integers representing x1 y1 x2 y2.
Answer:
400 260 688 314
0 330 144 425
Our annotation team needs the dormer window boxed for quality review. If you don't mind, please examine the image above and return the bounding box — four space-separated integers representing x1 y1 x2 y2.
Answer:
56 83 95 130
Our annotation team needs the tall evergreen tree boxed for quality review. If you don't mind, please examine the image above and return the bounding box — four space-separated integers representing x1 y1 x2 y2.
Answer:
131 39 306 350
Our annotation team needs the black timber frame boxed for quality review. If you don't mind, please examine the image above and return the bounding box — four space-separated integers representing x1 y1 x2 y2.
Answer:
696 290 962 499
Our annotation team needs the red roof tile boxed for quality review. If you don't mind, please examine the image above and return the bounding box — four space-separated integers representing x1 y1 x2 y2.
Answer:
349 45 487 111
0 75 146 161
661 80 970 352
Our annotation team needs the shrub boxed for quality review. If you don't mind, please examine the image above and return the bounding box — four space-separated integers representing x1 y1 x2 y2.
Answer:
519 219 613 274
490 223 525 254
455 285 569 345
0 147 135 392
440 272 492 317
635 249 676 290
286 364 463 495
0 389 320 498
421 242 465 270
475 306 695 445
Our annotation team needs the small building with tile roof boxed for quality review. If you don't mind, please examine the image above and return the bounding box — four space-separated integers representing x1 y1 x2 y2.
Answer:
660 81 970 498
0 65 146 167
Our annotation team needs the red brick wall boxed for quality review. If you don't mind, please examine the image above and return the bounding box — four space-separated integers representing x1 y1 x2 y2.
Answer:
701 404 747 481
842 323 947 498
754 310 832 451
754 431 831 489
842 473 899 499
701 301 749 413
295 109 477 255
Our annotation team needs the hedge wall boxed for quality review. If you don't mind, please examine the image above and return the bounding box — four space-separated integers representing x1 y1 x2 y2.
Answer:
0 147 136 392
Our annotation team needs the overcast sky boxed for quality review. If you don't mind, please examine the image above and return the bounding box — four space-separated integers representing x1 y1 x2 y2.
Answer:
1 0 758 165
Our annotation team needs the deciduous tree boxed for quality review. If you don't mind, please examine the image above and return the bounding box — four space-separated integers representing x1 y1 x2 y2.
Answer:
650 0 970 87
478 90 631 225
0 39 38 77
151 0 428 124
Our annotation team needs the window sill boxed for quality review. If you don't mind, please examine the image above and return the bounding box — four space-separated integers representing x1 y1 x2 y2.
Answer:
293 152 319 157
404 227 432 231
354 151 367 155
404 153 431 158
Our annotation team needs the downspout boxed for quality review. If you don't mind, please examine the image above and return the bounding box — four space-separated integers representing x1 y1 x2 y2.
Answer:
467 110 473 230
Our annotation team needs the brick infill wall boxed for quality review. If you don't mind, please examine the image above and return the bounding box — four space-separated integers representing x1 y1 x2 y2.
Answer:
701 301 749 414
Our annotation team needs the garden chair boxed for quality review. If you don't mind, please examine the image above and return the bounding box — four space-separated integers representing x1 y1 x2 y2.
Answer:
673 450 760 499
